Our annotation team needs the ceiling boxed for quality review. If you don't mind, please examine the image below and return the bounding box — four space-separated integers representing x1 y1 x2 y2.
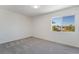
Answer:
0 5 73 17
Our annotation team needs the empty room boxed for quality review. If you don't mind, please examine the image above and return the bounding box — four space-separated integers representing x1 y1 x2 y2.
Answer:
0 5 79 54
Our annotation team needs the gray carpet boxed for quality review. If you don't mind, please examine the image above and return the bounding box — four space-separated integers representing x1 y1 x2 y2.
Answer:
0 37 79 54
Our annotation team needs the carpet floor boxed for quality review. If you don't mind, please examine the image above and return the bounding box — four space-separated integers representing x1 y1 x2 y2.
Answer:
0 37 79 54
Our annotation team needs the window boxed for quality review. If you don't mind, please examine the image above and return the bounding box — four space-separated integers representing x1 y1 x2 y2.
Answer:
51 15 75 32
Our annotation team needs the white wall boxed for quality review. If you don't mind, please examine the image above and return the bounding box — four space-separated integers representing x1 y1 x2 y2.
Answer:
32 6 79 48
0 9 31 44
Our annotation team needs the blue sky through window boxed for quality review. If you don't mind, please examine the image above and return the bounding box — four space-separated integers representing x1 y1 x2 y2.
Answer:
52 17 62 26
62 15 75 26
52 15 75 26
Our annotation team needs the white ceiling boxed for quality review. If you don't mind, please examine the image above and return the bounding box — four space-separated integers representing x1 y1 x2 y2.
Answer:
0 5 73 17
